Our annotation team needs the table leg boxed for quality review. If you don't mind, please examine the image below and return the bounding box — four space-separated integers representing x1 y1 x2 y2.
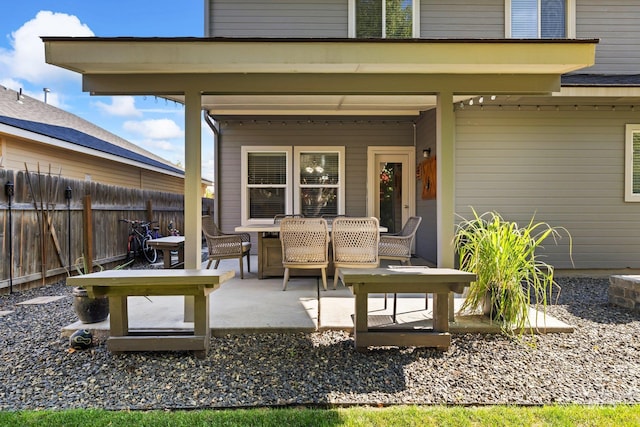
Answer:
108 296 128 336
257 232 264 279
177 246 184 268
162 249 172 269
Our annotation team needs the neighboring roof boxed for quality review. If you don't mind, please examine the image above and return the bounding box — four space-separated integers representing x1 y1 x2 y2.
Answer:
562 74 640 86
0 115 183 174
0 85 184 175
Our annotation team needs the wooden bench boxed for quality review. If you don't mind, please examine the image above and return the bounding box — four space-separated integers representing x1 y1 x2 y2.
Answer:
67 269 234 358
340 267 475 351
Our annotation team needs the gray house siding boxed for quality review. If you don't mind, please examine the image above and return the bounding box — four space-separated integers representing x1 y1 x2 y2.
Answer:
577 1 640 74
207 0 348 37
217 118 415 251
455 107 638 269
420 0 504 38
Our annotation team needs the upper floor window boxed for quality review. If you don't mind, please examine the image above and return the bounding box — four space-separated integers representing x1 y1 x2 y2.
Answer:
349 0 420 39
506 0 575 39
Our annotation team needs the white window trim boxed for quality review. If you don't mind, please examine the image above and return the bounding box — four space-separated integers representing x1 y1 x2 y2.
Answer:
505 0 576 39
294 146 346 215
625 124 640 202
348 0 420 39
241 146 292 225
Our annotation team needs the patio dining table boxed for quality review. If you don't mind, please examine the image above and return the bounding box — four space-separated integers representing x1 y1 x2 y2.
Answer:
147 236 185 269
235 223 387 279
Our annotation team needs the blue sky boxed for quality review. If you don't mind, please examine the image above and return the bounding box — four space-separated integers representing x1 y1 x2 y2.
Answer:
0 1 214 180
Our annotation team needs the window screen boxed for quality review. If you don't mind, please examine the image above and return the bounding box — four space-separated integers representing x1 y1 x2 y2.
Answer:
511 0 566 38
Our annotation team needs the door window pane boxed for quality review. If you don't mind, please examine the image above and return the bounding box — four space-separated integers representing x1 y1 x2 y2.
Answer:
379 162 403 233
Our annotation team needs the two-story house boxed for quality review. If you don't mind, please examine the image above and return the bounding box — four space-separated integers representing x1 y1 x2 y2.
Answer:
44 1 635 272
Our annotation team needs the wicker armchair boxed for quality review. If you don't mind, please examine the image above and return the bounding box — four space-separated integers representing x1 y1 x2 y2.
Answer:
202 215 251 279
331 217 380 289
280 217 330 291
378 216 423 322
378 216 422 265
273 214 304 224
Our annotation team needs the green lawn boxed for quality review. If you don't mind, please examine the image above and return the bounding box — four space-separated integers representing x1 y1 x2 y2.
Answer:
1 405 638 426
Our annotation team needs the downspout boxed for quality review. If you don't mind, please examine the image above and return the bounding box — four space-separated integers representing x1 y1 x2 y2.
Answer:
203 111 220 225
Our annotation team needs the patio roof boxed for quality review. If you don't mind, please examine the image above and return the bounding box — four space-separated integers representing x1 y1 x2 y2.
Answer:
43 37 598 116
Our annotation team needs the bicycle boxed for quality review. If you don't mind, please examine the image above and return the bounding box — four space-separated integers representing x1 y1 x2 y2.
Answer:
120 219 160 263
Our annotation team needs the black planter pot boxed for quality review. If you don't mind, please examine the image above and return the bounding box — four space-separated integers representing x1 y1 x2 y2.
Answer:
72 286 109 323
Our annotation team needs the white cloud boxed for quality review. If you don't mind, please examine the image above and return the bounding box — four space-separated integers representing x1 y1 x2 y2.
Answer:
137 139 176 152
123 118 184 140
94 96 143 117
0 11 94 86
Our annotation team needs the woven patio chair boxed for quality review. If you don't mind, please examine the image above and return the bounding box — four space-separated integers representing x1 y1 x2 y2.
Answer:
273 213 304 224
280 217 330 291
378 216 422 265
202 215 251 279
378 216 424 322
331 216 380 290
320 214 344 226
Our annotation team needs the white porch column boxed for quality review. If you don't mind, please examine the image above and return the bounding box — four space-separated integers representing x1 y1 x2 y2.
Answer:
436 91 457 320
183 89 202 321
436 91 455 268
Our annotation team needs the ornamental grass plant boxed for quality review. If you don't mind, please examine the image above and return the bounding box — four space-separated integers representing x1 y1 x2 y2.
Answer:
454 209 572 336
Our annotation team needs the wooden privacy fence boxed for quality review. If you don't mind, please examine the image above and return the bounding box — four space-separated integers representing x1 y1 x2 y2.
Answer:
0 168 215 293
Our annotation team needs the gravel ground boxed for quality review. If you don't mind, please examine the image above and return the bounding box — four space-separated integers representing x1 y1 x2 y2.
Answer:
0 276 638 410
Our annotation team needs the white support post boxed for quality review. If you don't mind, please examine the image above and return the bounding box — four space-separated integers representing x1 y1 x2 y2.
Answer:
183 89 202 321
435 91 457 320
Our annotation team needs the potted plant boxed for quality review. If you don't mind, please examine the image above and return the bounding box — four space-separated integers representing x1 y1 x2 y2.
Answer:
454 209 572 336
70 256 132 324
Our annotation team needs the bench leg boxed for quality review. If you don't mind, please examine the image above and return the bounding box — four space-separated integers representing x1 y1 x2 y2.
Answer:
193 294 210 358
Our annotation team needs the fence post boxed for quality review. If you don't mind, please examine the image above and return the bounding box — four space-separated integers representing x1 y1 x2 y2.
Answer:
82 195 93 271
146 199 153 223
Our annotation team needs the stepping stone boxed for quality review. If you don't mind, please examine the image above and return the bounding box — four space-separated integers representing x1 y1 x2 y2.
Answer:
17 296 66 305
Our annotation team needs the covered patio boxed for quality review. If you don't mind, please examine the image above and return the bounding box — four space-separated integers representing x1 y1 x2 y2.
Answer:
43 37 597 275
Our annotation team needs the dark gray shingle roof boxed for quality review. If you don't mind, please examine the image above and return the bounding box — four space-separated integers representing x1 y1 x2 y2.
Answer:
562 74 640 86
0 115 183 174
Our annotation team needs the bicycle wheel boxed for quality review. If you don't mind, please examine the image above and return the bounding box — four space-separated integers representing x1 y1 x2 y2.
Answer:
142 236 158 263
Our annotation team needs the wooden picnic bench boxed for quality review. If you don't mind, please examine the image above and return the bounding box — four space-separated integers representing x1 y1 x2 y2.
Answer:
340 267 475 351
66 269 234 358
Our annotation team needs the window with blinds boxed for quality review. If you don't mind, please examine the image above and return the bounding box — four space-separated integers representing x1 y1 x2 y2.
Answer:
625 125 640 202
632 133 640 196
356 0 413 39
242 146 345 223
511 0 566 38
246 151 288 219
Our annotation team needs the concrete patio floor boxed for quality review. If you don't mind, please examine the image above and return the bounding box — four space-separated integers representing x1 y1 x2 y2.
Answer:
62 255 574 338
